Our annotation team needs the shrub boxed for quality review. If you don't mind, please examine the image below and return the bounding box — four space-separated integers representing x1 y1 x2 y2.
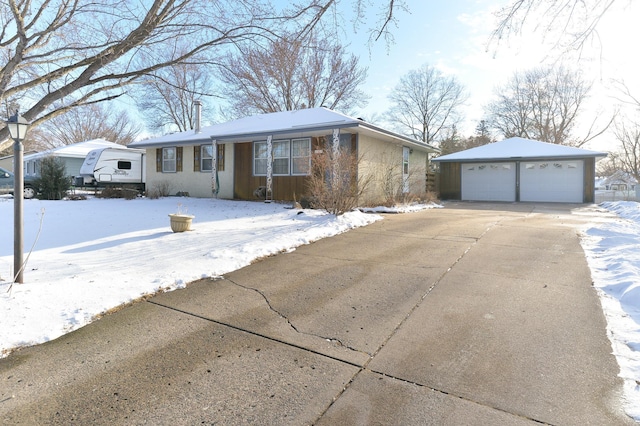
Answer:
306 147 370 215
146 181 171 199
96 187 138 199
34 156 71 200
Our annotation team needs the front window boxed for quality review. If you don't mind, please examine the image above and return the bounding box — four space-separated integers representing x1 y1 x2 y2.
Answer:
163 147 176 172
201 145 213 172
272 140 290 175
292 138 311 175
253 138 311 176
254 142 268 175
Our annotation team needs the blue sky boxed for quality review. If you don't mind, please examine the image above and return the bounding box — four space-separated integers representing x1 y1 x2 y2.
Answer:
341 1 500 130
335 0 638 150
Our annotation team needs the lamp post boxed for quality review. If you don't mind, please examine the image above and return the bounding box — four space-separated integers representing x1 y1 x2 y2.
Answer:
6 110 30 283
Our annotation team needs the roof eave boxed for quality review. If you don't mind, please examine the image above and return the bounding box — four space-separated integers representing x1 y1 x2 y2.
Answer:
433 153 607 163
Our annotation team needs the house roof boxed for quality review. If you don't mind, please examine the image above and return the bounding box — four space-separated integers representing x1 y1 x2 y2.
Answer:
432 137 607 162
602 170 638 185
129 107 439 153
23 139 123 160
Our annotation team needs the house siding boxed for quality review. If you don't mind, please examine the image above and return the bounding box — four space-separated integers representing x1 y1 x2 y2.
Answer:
358 134 428 205
144 143 234 198
141 134 435 203
233 142 309 201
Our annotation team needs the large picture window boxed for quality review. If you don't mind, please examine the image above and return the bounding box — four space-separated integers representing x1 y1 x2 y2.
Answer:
253 138 311 176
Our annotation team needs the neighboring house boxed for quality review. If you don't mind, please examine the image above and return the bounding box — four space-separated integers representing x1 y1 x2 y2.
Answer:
0 151 38 172
600 170 637 191
23 139 123 181
129 108 440 204
433 137 607 203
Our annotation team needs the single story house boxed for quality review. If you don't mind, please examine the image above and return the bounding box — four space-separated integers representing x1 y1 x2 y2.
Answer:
129 107 440 204
599 170 637 191
23 139 124 181
0 150 38 171
433 137 607 203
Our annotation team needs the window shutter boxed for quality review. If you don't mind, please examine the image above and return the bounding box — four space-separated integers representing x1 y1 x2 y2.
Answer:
217 144 225 171
156 148 162 172
176 146 183 172
193 146 200 172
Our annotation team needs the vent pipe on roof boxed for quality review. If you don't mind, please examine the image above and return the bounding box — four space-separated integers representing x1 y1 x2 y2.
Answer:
194 100 202 134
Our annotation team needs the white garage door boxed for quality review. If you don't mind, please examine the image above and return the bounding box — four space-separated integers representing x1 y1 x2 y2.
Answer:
461 162 516 202
519 160 583 202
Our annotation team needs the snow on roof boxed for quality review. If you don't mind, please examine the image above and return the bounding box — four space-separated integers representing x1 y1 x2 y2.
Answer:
432 137 607 162
129 107 439 152
23 139 124 160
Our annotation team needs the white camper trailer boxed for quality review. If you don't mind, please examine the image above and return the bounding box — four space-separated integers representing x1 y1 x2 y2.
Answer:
79 147 145 190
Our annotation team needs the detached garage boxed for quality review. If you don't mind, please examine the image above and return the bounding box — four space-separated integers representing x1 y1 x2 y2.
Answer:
434 137 606 203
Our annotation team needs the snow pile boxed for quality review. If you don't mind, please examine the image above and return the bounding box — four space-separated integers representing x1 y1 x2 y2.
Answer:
580 201 640 421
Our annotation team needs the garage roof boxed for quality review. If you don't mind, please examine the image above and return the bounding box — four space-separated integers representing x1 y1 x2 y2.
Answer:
433 137 607 162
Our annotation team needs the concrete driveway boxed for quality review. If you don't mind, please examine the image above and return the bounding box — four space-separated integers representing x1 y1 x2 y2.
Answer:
0 202 633 425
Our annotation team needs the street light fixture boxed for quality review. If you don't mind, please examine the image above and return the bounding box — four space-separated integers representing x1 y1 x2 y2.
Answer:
6 110 30 284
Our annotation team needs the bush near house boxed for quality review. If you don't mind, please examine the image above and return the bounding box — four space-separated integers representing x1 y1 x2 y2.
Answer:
307 147 370 215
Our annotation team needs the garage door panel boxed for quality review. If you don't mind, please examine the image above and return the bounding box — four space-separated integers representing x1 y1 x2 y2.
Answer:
461 162 516 202
519 160 583 203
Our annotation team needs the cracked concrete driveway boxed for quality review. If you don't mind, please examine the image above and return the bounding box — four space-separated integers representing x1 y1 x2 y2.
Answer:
0 202 633 425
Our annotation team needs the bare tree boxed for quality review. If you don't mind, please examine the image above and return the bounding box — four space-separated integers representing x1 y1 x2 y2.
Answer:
613 120 640 181
218 32 369 118
0 0 407 151
490 0 620 54
387 64 467 144
134 48 218 134
487 66 609 146
30 104 141 149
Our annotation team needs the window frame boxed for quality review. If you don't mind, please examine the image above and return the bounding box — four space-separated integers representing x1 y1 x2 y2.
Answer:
291 138 311 175
271 139 290 176
162 147 177 173
253 141 268 176
200 144 213 172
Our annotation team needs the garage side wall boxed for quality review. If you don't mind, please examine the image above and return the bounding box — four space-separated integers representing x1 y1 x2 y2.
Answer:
583 157 596 203
437 162 461 200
